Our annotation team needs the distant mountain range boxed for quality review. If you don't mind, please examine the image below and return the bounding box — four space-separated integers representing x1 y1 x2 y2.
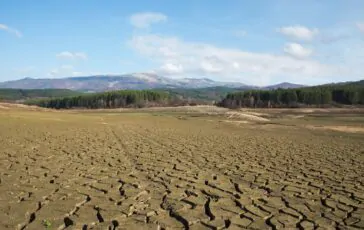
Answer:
263 82 305 90
0 73 304 92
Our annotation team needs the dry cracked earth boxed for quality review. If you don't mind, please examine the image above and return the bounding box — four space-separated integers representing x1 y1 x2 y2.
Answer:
0 109 364 229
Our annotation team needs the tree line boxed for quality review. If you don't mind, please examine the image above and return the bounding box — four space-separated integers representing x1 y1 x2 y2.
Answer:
26 90 175 109
217 83 364 108
0 88 81 101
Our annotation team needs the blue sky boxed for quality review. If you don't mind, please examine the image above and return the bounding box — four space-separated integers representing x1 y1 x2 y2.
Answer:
0 0 363 85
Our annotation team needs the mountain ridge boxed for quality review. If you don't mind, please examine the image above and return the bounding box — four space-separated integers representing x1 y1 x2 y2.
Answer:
263 82 306 90
0 73 304 91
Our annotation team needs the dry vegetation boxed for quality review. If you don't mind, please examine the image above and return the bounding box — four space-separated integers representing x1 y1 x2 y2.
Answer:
1 104 364 229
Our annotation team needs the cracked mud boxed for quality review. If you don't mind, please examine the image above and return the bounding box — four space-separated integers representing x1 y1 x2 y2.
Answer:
0 109 363 229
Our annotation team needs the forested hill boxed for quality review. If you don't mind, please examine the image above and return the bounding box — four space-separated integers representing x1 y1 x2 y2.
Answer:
218 80 364 108
26 90 176 109
1 86 238 103
158 87 240 102
0 88 82 101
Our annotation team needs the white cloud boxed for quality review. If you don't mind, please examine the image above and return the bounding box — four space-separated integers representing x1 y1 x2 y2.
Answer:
232 62 240 69
233 30 247 38
278 25 319 41
283 43 313 59
71 71 84 76
357 22 364 33
56 51 88 60
89 72 122 76
47 69 120 78
130 34 341 85
0 23 22 37
200 56 224 73
56 51 73 59
130 12 167 28
74 52 88 60
160 63 184 74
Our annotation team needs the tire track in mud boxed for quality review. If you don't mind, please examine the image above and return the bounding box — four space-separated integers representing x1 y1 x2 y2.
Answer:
75 121 171 229
107 123 192 229
110 124 252 229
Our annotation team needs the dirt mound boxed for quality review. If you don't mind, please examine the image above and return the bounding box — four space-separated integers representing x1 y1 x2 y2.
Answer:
287 115 305 119
238 110 268 117
226 111 270 122
222 120 250 125
143 105 228 114
0 105 9 110
307 125 364 133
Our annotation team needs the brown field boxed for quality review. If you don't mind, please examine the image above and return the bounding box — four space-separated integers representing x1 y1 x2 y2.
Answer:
1 105 364 229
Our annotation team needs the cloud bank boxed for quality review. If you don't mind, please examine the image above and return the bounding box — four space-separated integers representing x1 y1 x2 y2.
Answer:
56 51 88 60
130 34 339 85
278 25 319 41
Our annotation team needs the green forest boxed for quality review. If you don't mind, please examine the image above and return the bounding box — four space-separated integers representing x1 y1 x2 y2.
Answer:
0 88 81 101
24 87 242 109
26 90 175 109
158 87 238 102
0 87 236 103
218 81 364 108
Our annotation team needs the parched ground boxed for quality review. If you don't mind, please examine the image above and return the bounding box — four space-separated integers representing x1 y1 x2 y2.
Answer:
0 107 364 229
